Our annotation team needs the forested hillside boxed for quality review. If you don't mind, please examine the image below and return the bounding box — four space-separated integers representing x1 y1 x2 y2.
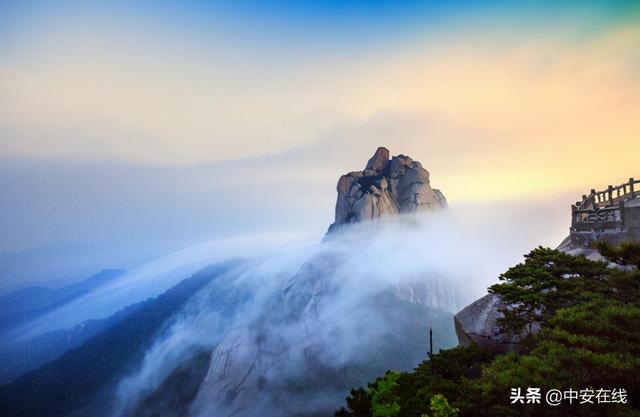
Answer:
336 243 640 417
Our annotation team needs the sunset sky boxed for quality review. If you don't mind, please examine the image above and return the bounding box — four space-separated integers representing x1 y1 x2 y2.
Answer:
1 1 639 281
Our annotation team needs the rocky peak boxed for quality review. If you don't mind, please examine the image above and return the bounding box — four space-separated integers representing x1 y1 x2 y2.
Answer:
328 147 447 233
365 147 390 171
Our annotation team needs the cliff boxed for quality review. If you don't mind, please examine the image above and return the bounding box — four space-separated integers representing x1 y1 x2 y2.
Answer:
328 147 447 233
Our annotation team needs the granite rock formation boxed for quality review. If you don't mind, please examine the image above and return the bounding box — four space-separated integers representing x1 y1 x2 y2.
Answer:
184 148 457 417
188 241 458 417
453 294 517 353
453 293 542 353
328 147 447 233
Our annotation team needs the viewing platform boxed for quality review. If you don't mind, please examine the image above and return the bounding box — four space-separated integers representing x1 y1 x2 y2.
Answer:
570 178 640 247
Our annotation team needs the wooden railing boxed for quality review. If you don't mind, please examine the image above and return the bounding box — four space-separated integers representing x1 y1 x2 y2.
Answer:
574 178 639 211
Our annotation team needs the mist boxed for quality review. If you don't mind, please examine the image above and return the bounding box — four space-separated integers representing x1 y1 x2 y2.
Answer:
5 233 308 343
106 202 568 416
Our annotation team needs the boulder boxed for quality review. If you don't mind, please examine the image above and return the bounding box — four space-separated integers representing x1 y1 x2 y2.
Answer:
453 294 519 353
454 240 576 353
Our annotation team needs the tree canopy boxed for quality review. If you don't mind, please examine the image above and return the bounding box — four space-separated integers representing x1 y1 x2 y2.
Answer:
336 243 640 417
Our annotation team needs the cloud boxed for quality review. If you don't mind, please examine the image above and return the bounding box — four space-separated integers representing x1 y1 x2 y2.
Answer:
6 232 307 342
110 206 568 416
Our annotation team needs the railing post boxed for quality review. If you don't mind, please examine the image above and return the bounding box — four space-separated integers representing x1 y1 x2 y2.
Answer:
608 185 613 204
631 178 635 196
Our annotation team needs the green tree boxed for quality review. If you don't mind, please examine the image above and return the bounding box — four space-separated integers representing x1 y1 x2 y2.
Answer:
335 388 371 417
370 371 402 417
596 241 640 266
336 244 640 417
489 247 610 336
430 394 458 417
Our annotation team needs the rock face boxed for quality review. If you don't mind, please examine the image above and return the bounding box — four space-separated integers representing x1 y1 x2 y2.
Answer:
328 147 447 233
189 250 458 417
453 294 520 353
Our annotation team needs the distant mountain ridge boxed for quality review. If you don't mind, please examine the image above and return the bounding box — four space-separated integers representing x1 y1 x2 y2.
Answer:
0 298 145 385
0 261 240 417
0 269 125 341
0 269 125 316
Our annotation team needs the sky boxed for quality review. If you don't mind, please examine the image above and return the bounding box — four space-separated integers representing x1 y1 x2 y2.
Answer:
1 1 639 284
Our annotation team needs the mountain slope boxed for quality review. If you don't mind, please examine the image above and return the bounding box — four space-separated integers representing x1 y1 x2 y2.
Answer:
0 299 145 385
0 269 125 316
0 261 239 417
187 252 458 417
0 269 125 338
